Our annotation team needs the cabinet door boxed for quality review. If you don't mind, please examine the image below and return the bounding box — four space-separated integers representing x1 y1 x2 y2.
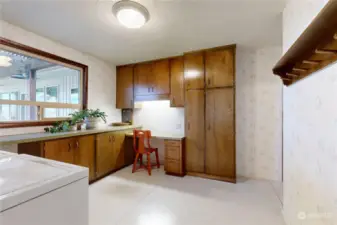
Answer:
185 90 205 173
74 135 96 181
134 63 152 96
184 52 204 90
170 57 184 107
152 59 170 95
114 131 126 169
96 133 115 177
205 48 234 88
44 138 75 164
205 88 235 181
116 66 134 109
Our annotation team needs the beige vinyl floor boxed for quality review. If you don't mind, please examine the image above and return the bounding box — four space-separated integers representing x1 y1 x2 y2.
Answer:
89 166 285 225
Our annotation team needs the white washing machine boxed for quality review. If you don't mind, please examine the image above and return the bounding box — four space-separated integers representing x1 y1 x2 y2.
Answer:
0 151 89 225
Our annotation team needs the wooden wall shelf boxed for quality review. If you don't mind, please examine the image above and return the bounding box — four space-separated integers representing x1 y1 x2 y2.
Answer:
273 1 337 86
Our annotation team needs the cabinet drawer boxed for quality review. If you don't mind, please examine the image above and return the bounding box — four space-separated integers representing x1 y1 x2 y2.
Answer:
165 146 181 160
164 140 181 148
165 159 182 175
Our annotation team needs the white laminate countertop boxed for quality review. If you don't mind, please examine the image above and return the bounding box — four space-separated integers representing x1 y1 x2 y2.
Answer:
0 125 142 145
125 132 185 140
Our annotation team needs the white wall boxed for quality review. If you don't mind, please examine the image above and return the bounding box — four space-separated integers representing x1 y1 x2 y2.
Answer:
0 20 120 136
236 46 283 181
133 100 185 164
282 1 337 225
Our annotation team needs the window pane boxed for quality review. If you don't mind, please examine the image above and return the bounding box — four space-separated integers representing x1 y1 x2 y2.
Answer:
43 108 77 118
36 88 44 101
0 47 82 122
0 104 35 121
36 67 80 104
0 48 81 105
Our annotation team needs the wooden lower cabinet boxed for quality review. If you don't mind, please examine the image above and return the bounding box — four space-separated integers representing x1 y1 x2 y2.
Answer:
96 132 115 178
164 139 185 176
18 129 135 183
44 136 96 181
44 138 75 164
74 135 96 181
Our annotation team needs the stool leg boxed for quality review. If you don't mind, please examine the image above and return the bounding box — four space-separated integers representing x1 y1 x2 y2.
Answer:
155 150 160 168
139 155 143 167
147 153 151 176
132 153 139 173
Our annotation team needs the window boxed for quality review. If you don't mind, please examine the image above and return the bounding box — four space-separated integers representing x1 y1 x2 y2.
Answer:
0 38 88 128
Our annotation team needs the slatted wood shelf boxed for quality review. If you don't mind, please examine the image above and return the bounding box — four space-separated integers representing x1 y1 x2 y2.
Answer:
273 1 337 86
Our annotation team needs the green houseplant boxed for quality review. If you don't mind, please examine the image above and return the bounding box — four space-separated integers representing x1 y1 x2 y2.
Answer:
84 109 107 129
69 110 87 130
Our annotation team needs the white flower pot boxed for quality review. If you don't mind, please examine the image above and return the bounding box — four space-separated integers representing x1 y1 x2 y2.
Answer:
85 117 101 129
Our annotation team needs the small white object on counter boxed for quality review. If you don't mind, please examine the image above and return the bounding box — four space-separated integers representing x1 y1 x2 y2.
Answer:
0 151 88 225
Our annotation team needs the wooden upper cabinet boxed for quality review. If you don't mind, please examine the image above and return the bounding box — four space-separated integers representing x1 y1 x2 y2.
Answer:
74 135 96 181
152 59 170 95
185 90 205 173
116 66 134 109
134 63 152 96
44 138 75 164
184 52 205 90
205 88 235 181
205 47 235 88
170 57 184 107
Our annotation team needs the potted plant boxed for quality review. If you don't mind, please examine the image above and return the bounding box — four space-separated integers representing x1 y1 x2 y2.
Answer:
69 111 86 130
84 109 107 129
44 121 71 133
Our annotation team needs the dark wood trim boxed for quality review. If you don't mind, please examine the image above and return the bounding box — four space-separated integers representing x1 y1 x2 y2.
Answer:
272 1 337 85
0 38 88 128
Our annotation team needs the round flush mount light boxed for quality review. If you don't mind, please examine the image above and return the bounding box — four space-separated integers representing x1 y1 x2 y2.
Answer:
112 0 150 29
0 56 12 67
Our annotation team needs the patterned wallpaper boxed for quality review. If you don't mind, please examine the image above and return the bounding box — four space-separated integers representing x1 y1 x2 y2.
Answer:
0 20 121 136
282 0 337 225
236 46 283 181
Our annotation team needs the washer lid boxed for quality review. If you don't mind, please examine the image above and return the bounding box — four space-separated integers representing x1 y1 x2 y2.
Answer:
0 156 66 196
0 153 88 212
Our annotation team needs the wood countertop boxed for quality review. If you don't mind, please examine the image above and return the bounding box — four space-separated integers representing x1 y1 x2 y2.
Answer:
0 125 142 145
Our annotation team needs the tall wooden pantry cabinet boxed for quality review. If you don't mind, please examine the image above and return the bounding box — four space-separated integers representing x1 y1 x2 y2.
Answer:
184 45 236 183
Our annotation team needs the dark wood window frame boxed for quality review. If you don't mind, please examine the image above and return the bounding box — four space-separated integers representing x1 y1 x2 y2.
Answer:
0 38 88 128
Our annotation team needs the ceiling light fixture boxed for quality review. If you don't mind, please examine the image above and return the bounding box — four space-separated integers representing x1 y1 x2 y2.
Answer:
0 56 12 67
112 0 150 29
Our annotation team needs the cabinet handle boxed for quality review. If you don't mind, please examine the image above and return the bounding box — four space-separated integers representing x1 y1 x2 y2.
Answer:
76 141 79 148
207 78 211 86
148 87 150 92
68 143 71 151
109 136 112 142
112 136 115 142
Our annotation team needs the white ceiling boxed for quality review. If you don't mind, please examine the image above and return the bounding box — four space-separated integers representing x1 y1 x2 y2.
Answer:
1 0 285 65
